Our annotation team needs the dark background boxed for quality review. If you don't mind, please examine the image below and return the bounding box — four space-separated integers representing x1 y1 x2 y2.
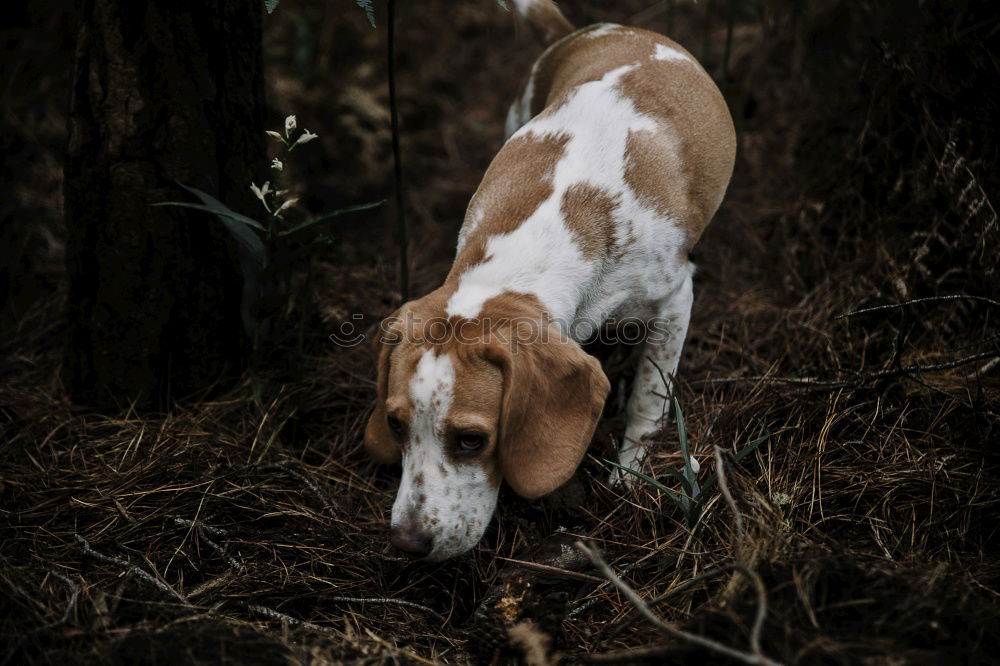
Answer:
1 1 998 664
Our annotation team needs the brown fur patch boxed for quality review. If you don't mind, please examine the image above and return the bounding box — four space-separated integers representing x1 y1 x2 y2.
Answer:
560 183 621 261
618 39 736 250
449 132 570 278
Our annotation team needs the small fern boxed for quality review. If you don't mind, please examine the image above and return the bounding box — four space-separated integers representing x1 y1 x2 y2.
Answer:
263 0 374 26
355 0 375 27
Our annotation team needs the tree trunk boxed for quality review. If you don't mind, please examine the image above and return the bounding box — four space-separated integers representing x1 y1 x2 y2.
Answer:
64 0 265 411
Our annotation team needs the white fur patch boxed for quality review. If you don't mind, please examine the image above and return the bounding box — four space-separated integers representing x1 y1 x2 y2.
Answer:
653 42 691 63
456 206 485 253
390 349 500 561
585 23 622 39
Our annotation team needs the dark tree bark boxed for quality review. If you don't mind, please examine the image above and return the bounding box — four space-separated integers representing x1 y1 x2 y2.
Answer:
64 0 265 410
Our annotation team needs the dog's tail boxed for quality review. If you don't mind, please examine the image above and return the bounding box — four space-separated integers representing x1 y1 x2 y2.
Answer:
509 0 574 46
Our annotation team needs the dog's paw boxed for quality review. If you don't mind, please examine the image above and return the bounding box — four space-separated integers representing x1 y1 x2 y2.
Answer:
608 445 647 488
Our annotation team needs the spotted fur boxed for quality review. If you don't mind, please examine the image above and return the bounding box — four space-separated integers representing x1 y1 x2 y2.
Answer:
365 0 735 559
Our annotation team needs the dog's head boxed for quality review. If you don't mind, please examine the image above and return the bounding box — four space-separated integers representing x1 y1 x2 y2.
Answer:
364 294 609 561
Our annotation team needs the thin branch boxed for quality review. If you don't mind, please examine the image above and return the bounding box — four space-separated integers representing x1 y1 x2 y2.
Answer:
244 603 336 633
835 294 1000 320
715 446 744 537
173 518 241 571
43 571 80 630
565 560 642 621
576 541 782 666
387 0 409 301
324 596 445 622
608 564 739 639
494 556 606 584
75 534 187 603
694 350 999 390
173 517 229 538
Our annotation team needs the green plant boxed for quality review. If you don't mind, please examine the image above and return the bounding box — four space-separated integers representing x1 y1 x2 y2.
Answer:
265 0 375 27
606 398 768 526
157 116 383 348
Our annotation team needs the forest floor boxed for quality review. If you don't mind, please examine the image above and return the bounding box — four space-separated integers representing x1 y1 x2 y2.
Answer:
2 1 999 664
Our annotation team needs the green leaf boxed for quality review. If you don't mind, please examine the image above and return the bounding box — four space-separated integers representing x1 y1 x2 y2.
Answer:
217 215 266 270
701 472 719 498
603 459 685 506
156 183 266 231
281 199 385 236
264 0 280 14
735 433 769 463
154 202 265 232
356 0 375 27
674 398 700 500
154 182 268 342
658 467 693 496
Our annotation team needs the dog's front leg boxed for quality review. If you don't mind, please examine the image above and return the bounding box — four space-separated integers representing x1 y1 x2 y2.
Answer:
612 269 694 484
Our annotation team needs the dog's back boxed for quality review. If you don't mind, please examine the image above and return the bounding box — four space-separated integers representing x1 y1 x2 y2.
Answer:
450 2 735 332
504 4 736 254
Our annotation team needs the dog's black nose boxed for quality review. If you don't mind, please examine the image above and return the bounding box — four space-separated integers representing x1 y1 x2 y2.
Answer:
390 524 434 558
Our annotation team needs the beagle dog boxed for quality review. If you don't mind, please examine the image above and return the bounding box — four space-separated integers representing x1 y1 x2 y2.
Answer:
365 0 736 560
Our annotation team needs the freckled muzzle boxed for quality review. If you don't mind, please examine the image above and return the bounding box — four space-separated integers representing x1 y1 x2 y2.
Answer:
389 456 502 562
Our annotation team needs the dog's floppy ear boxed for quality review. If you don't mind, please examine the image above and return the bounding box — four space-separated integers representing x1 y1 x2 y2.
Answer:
487 328 610 499
364 315 402 464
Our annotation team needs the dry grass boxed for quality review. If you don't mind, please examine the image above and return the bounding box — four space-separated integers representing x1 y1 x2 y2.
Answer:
2 1 999 664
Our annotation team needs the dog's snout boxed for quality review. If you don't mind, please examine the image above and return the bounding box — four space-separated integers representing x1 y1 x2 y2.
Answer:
390 523 434 558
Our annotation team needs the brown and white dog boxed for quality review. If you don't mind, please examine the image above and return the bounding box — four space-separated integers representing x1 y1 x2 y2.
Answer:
365 0 735 560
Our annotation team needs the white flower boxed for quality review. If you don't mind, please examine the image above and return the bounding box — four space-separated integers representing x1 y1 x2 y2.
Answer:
266 130 284 141
689 455 700 474
250 181 271 202
297 129 318 145
271 158 284 172
274 198 299 216
285 115 297 135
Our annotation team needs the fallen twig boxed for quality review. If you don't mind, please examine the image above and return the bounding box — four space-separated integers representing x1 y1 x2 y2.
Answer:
576 541 782 666
608 564 741 639
495 556 606 585
715 446 745 537
324 595 445 622
244 602 335 634
565 560 641 621
835 294 1000 320
694 350 999 390
75 534 187 603
173 518 241 570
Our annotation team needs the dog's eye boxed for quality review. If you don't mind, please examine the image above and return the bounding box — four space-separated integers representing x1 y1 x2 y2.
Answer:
457 433 486 452
386 415 404 438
